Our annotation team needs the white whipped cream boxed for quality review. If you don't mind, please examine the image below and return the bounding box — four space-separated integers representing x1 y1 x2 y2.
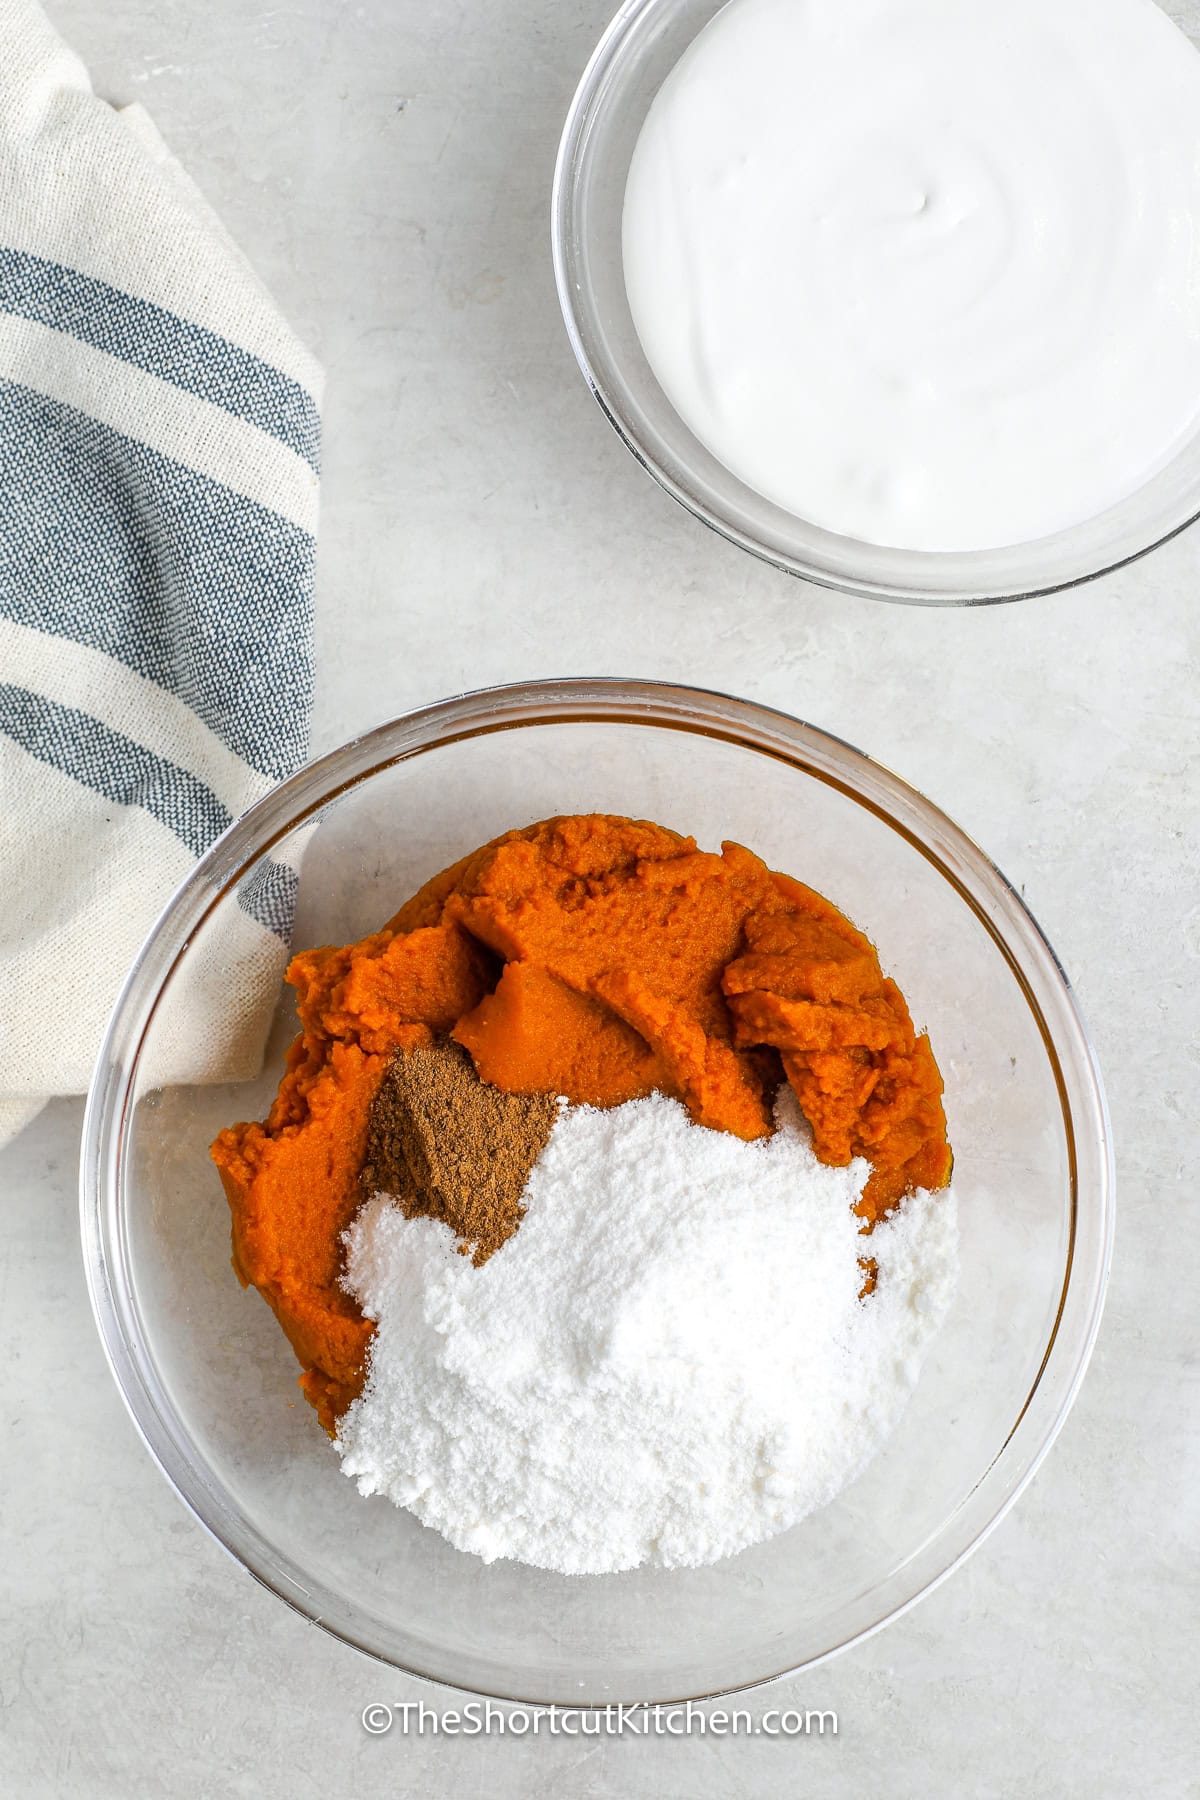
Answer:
622 0 1200 551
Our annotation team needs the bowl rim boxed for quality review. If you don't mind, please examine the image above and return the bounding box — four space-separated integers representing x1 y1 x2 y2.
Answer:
80 676 1115 1705
550 0 1200 606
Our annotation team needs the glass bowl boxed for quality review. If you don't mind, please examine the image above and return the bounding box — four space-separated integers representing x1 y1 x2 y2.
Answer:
552 0 1200 605
82 679 1113 1705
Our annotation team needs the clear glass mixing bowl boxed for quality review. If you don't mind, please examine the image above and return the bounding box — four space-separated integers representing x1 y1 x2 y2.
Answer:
82 680 1113 1704
552 0 1200 604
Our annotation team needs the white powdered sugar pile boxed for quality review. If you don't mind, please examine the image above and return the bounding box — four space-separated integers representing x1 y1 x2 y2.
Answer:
336 1088 958 1575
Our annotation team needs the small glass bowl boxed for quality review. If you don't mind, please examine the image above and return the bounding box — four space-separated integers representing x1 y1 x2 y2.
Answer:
82 680 1113 1704
552 0 1200 604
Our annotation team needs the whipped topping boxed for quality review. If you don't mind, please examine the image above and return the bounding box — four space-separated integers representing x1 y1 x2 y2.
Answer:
622 0 1200 551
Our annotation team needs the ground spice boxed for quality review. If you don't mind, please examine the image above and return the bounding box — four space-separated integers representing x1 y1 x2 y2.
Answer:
361 1038 560 1263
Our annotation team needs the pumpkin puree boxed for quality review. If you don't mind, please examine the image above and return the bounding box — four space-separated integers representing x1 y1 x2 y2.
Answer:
212 815 951 1429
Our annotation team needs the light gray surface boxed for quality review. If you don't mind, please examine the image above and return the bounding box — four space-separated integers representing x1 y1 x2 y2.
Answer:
2 1 1196 1794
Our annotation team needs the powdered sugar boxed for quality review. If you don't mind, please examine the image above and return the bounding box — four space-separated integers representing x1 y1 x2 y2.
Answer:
337 1088 958 1575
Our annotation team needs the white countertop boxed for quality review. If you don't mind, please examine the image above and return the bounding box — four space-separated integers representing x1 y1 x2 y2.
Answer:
3 1 1196 1794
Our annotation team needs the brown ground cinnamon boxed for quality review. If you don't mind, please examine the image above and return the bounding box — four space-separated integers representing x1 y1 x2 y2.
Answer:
361 1038 559 1263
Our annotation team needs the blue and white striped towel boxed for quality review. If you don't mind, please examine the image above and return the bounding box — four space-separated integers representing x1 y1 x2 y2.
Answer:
0 0 321 1147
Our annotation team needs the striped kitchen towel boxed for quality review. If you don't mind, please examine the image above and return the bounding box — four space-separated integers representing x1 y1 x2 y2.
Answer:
0 0 321 1148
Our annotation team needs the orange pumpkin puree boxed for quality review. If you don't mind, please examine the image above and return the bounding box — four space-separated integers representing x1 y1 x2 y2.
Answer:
212 814 951 1429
